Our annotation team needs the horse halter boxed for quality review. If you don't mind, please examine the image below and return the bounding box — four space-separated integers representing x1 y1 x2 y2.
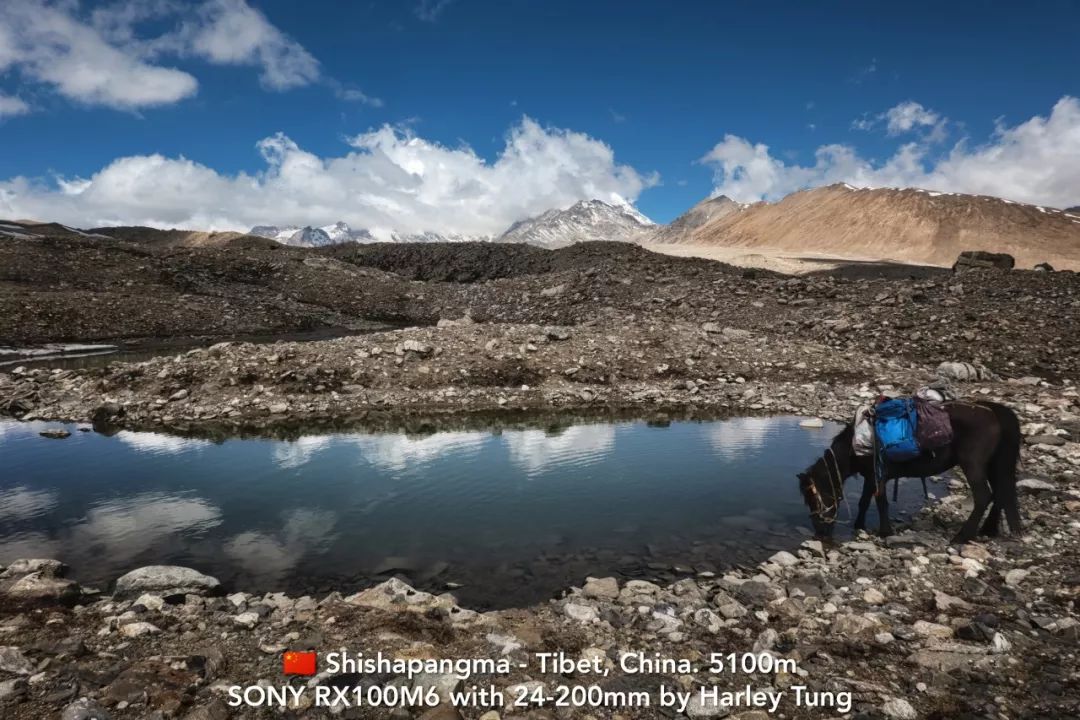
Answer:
807 447 846 524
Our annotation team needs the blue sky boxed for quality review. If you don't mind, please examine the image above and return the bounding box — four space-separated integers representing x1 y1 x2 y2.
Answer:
1 0 1078 232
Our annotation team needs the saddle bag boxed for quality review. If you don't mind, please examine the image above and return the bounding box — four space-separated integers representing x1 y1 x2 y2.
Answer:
852 405 875 456
915 396 953 449
874 397 920 462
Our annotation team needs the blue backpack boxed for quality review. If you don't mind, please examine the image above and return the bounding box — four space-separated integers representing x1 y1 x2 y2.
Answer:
875 397 920 462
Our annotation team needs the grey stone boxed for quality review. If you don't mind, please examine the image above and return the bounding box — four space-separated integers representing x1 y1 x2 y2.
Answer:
114 566 220 599
582 576 619 600
0 646 34 675
61 697 111 720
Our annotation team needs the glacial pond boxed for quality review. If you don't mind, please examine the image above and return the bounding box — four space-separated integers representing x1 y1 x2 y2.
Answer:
0 416 931 608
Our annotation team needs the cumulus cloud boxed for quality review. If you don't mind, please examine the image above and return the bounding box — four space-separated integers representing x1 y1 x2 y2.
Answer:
0 117 656 234
0 0 322 110
703 96 1080 208
852 100 945 140
0 0 198 109
159 0 319 90
883 101 941 135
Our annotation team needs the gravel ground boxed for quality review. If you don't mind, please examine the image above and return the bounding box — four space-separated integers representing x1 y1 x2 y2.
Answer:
1 239 1078 719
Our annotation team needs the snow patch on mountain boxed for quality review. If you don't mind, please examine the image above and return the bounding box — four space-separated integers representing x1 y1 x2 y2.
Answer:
497 199 656 248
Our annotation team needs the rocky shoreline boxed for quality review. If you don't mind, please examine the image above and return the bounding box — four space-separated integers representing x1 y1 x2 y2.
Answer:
1 403 1077 719
2 241 1079 718
2 366 1078 719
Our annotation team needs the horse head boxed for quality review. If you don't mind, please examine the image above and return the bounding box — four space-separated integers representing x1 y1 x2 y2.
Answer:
798 424 855 538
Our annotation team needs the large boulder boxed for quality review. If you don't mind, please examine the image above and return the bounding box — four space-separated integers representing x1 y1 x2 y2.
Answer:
0 558 67 579
113 566 221 599
936 361 993 382
952 251 1015 272
0 558 81 602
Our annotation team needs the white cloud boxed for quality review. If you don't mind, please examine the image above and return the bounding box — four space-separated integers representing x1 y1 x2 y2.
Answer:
707 417 779 457
0 486 59 523
503 424 616 475
350 430 485 471
0 0 198 109
0 94 31 118
883 101 940 135
273 436 331 469
0 117 656 234
170 0 319 90
223 508 337 582
115 429 213 454
335 85 384 107
64 493 222 570
0 0 322 111
851 100 944 136
703 96 1080 208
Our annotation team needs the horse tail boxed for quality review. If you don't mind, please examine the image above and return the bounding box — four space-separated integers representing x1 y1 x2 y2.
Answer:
985 401 1023 532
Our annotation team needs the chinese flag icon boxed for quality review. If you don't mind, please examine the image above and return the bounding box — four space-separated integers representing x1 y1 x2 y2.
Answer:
283 651 317 676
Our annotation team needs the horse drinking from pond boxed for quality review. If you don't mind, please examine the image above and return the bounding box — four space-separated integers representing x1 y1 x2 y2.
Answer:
798 401 1022 544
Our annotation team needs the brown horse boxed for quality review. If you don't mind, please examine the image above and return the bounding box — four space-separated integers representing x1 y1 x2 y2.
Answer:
798 400 1022 544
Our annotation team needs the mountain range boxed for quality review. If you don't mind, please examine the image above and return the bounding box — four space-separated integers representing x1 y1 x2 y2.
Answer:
4 187 1079 269
669 184 1080 269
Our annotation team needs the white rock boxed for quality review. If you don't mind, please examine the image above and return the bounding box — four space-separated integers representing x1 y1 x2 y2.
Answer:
882 697 918 720
1004 568 1030 586
113 566 220 599
564 602 599 623
119 621 161 638
768 551 800 567
863 588 886 605
1017 478 1055 491
132 593 164 611
913 620 953 639
233 612 260 629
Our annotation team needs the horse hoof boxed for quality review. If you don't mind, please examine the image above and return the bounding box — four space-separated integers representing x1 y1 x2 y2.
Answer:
878 527 894 538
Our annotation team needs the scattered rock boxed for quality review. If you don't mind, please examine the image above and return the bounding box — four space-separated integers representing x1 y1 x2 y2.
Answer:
113 565 221 599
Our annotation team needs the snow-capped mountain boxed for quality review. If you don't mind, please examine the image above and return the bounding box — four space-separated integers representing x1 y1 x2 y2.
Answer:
248 200 654 249
320 222 374 243
249 223 374 246
497 199 656 248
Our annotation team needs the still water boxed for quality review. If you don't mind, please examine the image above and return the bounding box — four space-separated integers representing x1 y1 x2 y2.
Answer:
0 416 925 607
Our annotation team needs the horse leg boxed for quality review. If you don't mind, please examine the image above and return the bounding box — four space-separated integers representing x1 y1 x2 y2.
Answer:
854 474 874 531
921 477 928 499
892 477 899 502
875 480 893 537
979 502 1001 537
952 461 993 544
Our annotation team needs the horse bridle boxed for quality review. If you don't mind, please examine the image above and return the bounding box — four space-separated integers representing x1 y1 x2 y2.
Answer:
806 447 846 524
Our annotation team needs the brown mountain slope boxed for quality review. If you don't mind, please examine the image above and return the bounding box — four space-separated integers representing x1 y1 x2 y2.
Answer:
648 195 745 243
688 184 1080 269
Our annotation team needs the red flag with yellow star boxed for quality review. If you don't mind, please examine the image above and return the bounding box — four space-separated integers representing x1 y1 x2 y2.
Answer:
282 650 316 676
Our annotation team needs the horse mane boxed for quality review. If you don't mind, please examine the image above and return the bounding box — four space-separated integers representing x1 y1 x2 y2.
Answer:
798 422 855 509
